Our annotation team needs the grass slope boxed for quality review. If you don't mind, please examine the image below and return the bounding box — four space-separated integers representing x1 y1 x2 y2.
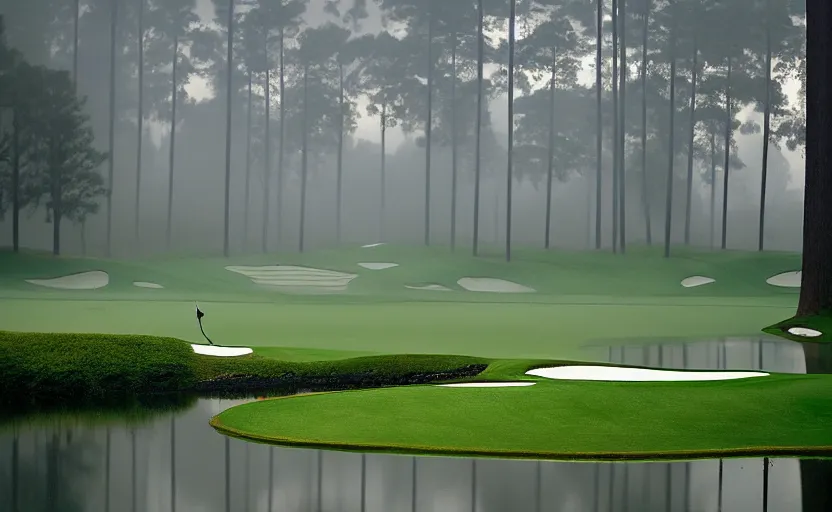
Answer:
211 369 832 461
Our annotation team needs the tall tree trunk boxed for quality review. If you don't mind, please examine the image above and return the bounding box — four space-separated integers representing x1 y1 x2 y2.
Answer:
336 62 344 245
684 36 698 245
545 46 556 249
797 0 832 317
450 31 458 250
640 0 651 245
52 163 62 256
506 0 516 262
424 5 433 247
299 63 308 253
720 57 732 250
595 0 603 249
277 29 285 247
473 0 484 256
263 55 271 254
663 23 676 259
134 0 144 242
759 0 772 252
710 129 716 248
73 0 79 89
380 102 386 240
243 72 252 247
11 110 19 252
166 34 179 250
81 221 87 255
106 0 117 258
222 0 234 258
612 0 619 253
618 0 627 253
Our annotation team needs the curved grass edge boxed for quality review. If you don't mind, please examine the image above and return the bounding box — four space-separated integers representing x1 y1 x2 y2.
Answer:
763 312 832 343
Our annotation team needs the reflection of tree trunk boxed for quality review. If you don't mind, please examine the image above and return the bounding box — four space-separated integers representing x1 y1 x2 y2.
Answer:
268 447 274 511
472 0 484 256
244 444 250 512
131 429 137 512
171 417 176 512
105 428 111 512
12 430 19 511
361 453 367 512
763 458 769 511
46 432 58 511
470 459 476 512
224 437 230 512
534 461 542 512
801 344 832 510
412 457 418 512
593 464 600 512
317 451 323 512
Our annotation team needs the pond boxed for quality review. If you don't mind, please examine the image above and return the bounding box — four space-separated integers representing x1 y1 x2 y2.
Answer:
1 336 830 512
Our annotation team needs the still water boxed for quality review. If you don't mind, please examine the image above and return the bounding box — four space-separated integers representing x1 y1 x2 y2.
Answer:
1 336 830 512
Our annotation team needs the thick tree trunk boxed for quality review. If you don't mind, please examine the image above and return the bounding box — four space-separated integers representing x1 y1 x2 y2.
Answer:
424 6 433 247
277 29 285 247
640 2 651 246
336 62 344 245
134 0 144 242
797 0 832 316
545 47 556 249
450 32 458 250
106 0 117 257
299 63 308 253
263 62 271 253
611 0 619 253
721 57 732 250
618 0 627 253
506 0 516 262
684 36 698 245
759 2 772 252
222 0 234 257
243 72 252 247
663 26 676 259
473 0 484 256
166 34 179 250
595 0 603 249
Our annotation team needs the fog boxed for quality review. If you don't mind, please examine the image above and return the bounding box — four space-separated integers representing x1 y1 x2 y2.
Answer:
0 0 806 258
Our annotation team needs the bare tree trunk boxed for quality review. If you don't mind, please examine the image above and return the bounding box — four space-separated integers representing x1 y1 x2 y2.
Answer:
595 0 603 249
243 72 252 248
222 0 234 257
612 0 619 253
710 129 716 248
759 0 772 252
380 103 386 240
424 5 433 247
106 0 117 257
262 54 271 253
11 110 19 252
166 34 179 250
299 63 308 253
134 0 144 242
81 221 87 255
797 0 832 317
640 0 651 245
506 0 516 262
336 62 344 245
663 22 677 259
721 57 732 250
618 0 627 253
545 46 556 249
450 31 458 250
473 0 484 256
277 29 285 247
684 36 698 245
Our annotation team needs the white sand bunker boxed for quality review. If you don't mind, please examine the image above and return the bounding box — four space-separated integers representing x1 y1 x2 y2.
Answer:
358 262 399 270
767 271 801 288
681 276 715 288
788 327 823 338
133 281 164 289
457 277 535 293
437 382 536 388
191 344 253 357
26 270 109 290
526 366 769 382
405 284 452 291
225 265 357 292
361 243 386 248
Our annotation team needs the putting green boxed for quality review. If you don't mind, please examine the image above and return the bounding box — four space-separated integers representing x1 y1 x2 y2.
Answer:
211 369 832 460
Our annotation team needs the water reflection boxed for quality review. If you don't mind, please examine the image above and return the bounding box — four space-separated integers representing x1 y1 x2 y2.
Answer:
0 336 830 511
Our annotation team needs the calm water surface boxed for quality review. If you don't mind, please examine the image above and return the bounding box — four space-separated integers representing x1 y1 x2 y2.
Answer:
1 336 830 512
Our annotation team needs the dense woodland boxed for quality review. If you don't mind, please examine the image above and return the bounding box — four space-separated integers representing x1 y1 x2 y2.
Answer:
0 0 807 258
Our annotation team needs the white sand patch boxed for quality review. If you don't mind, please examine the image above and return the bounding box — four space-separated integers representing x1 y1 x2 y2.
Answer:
437 382 536 388
361 243 386 248
526 365 769 382
191 344 253 357
26 270 109 290
766 271 801 288
133 281 164 289
788 327 823 338
405 284 452 291
358 262 399 270
681 276 715 288
457 277 535 293
225 265 357 292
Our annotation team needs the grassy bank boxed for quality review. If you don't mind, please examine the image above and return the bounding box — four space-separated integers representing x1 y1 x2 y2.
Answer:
0 331 487 409
765 313 832 343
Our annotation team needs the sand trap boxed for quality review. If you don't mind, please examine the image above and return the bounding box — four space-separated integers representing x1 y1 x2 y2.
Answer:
681 276 715 288
788 327 822 338
766 271 801 288
457 277 535 293
225 265 357 293
133 281 164 289
358 262 399 270
26 270 109 290
437 382 536 388
361 243 386 248
526 365 769 382
191 344 253 357
405 284 452 291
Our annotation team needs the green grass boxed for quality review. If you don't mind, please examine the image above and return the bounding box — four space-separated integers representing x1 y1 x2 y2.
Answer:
765 312 832 343
211 363 832 461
